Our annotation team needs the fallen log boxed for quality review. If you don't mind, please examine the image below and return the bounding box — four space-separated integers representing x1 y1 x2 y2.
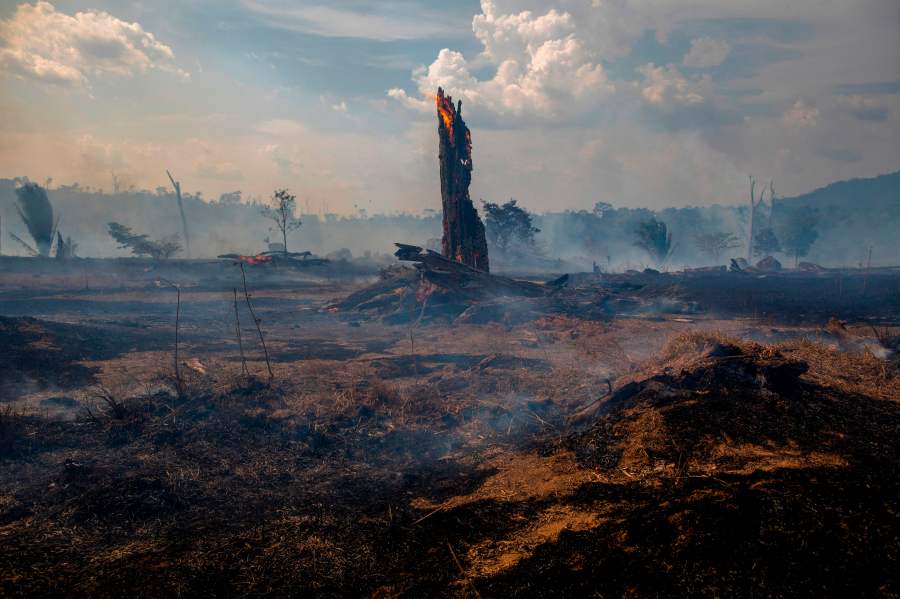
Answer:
394 244 547 300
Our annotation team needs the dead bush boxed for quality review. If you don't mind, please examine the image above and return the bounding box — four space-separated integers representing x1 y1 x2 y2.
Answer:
82 385 151 446
661 330 745 362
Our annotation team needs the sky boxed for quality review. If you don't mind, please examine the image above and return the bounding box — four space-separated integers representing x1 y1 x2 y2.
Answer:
0 0 898 214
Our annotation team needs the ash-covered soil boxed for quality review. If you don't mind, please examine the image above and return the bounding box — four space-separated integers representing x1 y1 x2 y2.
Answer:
0 271 897 597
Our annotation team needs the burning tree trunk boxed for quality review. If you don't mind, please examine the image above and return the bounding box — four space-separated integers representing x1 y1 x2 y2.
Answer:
436 88 489 272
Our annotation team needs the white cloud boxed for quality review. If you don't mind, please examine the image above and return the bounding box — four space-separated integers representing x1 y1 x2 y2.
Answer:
393 2 613 121
783 99 819 127
473 1 575 63
683 37 730 68
387 88 431 112
639 64 708 107
0 1 185 87
318 95 349 114
3 0 898 217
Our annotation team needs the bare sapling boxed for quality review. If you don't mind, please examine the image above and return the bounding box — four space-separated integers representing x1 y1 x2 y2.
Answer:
862 246 873 296
408 274 434 380
239 263 274 382
156 277 183 393
747 175 758 262
233 287 249 377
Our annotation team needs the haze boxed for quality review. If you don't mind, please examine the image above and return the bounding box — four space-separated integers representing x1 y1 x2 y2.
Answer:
1 0 899 214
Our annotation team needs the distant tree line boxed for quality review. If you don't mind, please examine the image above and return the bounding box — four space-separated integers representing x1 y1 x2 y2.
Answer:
3 170 896 267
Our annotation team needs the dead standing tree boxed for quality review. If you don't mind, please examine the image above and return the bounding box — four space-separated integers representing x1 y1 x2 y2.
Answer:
436 87 489 272
261 189 302 255
746 175 772 263
167 170 191 259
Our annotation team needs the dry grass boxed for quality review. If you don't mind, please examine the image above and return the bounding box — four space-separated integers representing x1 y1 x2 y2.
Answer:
0 271 897 597
777 337 899 400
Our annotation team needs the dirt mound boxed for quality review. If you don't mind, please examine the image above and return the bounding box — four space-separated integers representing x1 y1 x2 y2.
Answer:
477 334 897 597
572 333 897 478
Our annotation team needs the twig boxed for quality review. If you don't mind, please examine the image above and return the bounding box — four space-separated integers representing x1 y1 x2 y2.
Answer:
446 542 482 599
239 263 274 381
233 287 249 377
411 505 445 526
526 409 556 430
685 474 734 489
408 289 429 380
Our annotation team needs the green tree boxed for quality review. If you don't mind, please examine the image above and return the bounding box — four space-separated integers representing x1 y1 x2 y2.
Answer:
592 201 614 218
482 199 540 253
108 222 181 259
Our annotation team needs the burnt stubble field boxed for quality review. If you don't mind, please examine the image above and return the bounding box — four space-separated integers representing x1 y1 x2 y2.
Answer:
1 260 898 597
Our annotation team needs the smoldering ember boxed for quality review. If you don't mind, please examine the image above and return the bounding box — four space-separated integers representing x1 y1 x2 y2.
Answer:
1 2 899 597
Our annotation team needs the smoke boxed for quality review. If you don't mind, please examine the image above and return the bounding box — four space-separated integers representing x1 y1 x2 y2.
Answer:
14 183 54 257
0 170 898 268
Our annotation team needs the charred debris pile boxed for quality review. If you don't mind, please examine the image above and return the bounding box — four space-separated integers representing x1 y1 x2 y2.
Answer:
331 243 648 324
333 243 900 325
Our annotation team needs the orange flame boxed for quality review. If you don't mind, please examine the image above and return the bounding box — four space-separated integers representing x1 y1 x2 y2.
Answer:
237 254 272 265
434 88 455 139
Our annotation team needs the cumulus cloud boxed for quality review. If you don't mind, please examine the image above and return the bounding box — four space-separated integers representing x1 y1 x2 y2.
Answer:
0 1 184 87
472 2 575 63
387 87 431 112
639 64 708 107
390 1 613 122
3 0 896 215
683 37 731 68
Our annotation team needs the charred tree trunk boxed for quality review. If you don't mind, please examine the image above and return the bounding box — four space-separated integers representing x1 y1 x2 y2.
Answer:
436 88 489 272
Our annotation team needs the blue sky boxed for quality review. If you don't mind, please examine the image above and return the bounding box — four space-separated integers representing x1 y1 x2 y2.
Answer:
1 0 898 213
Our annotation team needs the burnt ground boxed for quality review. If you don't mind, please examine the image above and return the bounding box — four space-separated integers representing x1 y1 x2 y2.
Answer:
0 262 898 597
